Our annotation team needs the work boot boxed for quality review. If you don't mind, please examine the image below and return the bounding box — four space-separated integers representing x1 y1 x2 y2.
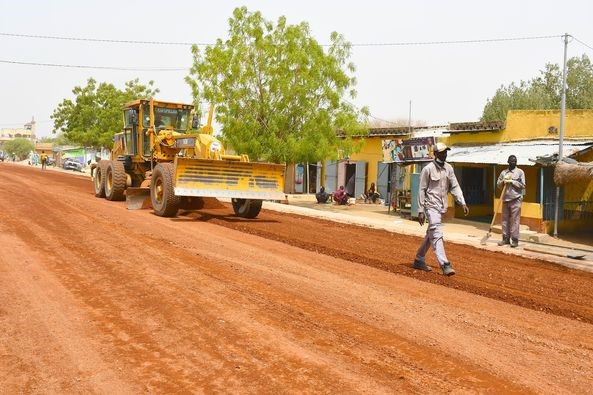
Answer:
412 258 432 272
498 237 510 246
441 262 456 276
510 238 519 248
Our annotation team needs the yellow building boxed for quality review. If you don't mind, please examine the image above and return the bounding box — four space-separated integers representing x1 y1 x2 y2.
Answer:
327 110 593 234
442 110 593 233
0 117 37 150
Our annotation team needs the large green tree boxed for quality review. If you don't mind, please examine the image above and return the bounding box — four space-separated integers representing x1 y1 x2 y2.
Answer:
51 78 159 148
3 138 34 160
186 7 369 164
482 54 593 121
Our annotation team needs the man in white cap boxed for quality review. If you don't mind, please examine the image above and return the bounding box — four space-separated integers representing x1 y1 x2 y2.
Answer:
412 142 469 276
496 155 526 248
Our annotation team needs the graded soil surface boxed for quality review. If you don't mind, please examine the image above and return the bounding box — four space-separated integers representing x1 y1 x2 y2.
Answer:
1 163 592 393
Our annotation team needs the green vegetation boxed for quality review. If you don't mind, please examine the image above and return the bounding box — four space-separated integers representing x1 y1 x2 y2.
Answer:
4 138 34 160
51 78 159 148
186 7 369 164
482 54 593 121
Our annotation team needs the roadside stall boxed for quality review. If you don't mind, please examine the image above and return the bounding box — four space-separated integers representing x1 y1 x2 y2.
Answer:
381 137 435 218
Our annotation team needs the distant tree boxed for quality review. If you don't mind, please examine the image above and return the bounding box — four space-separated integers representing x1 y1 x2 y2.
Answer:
51 78 159 148
37 134 72 145
4 138 34 160
482 54 593 121
186 7 369 164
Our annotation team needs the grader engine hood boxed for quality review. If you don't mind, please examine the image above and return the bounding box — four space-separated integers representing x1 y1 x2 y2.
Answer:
174 157 286 200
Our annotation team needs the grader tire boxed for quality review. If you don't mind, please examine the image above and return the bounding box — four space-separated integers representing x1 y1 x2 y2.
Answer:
105 160 127 201
151 163 180 217
93 160 109 198
231 199 263 219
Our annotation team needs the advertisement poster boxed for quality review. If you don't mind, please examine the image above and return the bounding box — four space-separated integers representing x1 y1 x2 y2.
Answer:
382 137 435 163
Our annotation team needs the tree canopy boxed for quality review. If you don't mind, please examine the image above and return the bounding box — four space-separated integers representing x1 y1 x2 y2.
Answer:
51 78 159 148
186 7 369 164
481 54 593 121
3 138 34 160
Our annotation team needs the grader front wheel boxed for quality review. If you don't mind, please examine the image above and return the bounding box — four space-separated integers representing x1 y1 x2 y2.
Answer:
231 199 263 219
150 163 180 217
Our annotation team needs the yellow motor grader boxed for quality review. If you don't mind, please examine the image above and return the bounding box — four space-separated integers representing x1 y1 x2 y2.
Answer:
93 98 285 218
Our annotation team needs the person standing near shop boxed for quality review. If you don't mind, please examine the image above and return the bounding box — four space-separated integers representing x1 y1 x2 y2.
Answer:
496 155 526 248
412 142 469 276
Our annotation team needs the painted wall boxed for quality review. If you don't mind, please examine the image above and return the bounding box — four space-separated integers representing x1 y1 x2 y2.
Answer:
443 109 593 146
347 136 385 191
441 110 593 233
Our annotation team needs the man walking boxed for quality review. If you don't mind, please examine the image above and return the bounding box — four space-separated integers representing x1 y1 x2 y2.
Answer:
40 151 48 170
496 155 526 248
412 142 469 276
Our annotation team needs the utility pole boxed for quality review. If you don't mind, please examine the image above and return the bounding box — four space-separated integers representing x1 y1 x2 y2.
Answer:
408 100 412 134
553 33 570 238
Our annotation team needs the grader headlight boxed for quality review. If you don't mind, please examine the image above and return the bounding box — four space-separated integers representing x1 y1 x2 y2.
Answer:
174 137 196 149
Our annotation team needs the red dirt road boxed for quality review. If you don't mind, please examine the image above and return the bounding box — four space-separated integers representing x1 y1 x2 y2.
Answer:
1 163 592 393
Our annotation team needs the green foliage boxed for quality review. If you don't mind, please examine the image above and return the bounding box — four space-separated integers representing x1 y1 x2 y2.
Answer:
186 7 369 164
37 134 72 145
51 78 159 149
4 138 34 160
482 54 593 121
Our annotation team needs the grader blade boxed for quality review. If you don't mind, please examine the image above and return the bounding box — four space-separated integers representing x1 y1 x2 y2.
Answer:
126 187 152 209
174 157 285 200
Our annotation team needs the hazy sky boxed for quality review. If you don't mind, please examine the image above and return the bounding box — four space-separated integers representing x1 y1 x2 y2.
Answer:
1 0 592 138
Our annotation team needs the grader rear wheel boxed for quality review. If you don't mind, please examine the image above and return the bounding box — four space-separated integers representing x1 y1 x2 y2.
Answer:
93 160 108 198
150 163 180 217
231 199 263 219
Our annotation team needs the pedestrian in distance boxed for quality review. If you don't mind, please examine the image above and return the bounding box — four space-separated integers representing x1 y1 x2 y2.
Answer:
363 182 381 204
333 185 349 205
315 186 330 203
40 151 48 170
496 155 526 248
412 142 469 276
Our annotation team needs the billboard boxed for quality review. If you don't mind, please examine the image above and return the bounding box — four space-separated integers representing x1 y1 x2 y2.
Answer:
382 137 435 163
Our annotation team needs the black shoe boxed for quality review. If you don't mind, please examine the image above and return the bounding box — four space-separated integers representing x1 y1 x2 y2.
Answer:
510 238 519 248
412 259 432 272
498 237 510 246
441 262 456 276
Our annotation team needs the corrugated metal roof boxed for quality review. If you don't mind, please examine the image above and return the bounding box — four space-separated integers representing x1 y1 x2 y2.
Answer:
447 140 593 166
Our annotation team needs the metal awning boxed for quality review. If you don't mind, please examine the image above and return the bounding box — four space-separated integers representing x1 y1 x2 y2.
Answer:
447 140 593 166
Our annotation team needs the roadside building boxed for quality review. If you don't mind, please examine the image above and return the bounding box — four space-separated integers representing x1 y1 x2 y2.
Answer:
0 117 37 150
441 110 593 233
315 109 593 235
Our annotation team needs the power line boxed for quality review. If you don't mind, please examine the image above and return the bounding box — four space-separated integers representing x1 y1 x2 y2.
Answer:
0 32 200 46
0 31 563 47
573 36 593 52
349 34 563 47
0 33 583 76
0 59 187 71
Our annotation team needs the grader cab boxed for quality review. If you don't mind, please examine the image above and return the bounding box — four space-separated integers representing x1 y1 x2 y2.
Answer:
93 98 285 218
